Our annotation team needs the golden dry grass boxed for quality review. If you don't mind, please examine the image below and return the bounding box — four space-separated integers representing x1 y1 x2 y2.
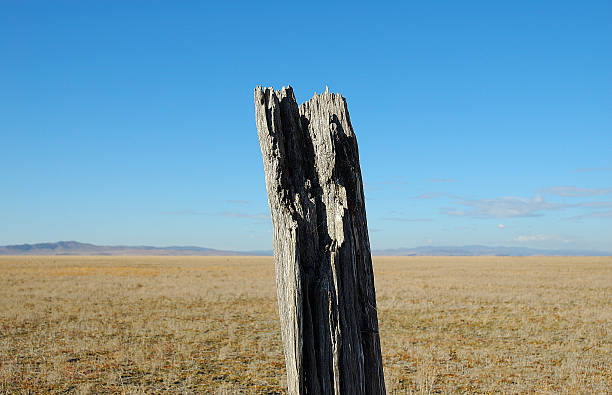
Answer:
0 255 610 394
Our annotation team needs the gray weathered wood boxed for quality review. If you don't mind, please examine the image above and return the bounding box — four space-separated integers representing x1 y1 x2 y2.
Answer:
254 86 386 394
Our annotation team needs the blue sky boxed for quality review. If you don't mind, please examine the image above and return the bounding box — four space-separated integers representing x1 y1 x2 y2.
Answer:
1 1 611 251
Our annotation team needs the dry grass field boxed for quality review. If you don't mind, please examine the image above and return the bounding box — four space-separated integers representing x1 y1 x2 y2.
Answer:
0 256 610 394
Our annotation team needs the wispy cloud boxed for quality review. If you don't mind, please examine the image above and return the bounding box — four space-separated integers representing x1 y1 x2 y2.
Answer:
226 200 249 205
221 211 269 221
161 209 203 216
221 211 271 225
368 175 455 191
381 217 432 222
364 176 408 191
575 201 612 208
442 194 567 218
380 176 408 185
415 192 444 199
515 234 553 242
540 186 612 197
573 167 612 173
440 189 612 219
566 210 612 220
497 224 505 229
514 234 573 244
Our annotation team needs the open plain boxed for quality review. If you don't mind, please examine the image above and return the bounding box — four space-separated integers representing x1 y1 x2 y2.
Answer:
0 255 610 394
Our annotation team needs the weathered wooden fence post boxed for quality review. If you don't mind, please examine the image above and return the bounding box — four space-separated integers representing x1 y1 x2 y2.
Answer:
254 86 385 394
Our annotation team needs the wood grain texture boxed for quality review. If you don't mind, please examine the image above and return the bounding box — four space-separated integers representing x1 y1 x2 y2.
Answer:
254 86 385 394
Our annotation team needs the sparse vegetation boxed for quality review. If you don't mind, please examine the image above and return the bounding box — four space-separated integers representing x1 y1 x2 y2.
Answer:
1 256 610 393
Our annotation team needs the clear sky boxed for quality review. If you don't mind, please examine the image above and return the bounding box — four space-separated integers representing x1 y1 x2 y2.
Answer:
1 1 611 251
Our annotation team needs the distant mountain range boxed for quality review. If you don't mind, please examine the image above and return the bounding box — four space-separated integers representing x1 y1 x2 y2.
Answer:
0 241 270 256
0 241 609 256
373 245 611 256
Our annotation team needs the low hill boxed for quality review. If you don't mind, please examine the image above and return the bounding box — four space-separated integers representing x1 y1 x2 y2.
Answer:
0 241 269 256
0 241 609 256
373 245 611 256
